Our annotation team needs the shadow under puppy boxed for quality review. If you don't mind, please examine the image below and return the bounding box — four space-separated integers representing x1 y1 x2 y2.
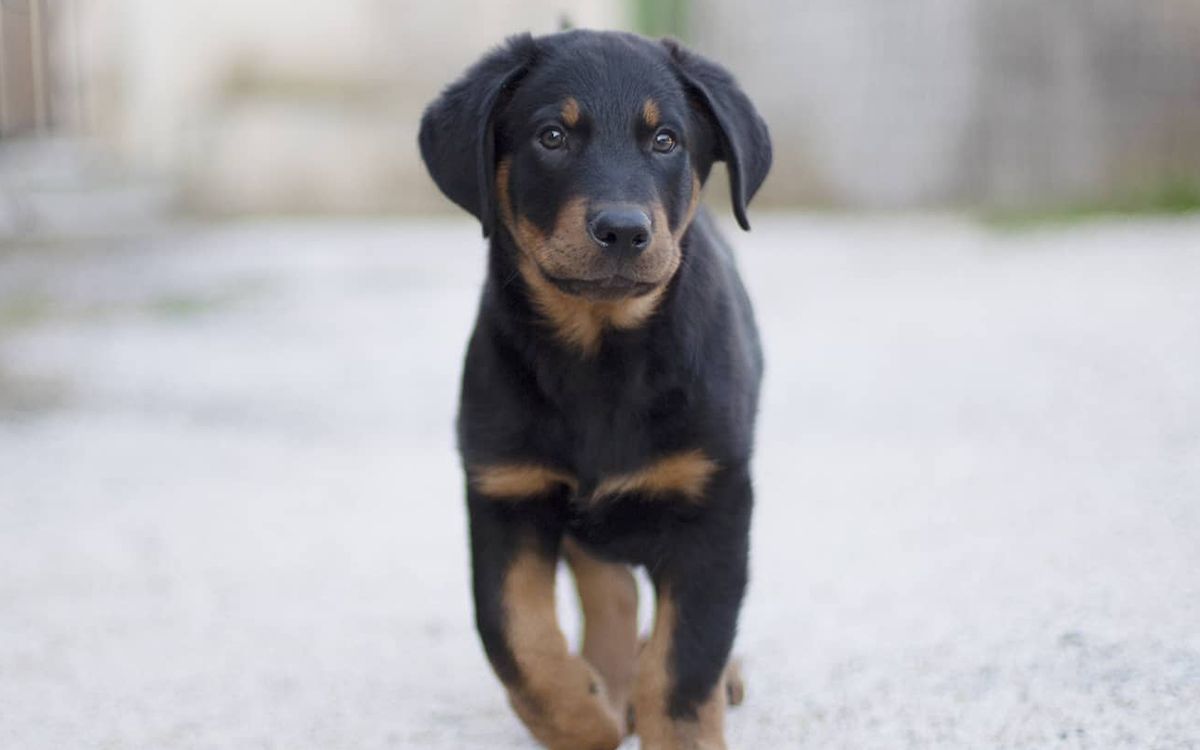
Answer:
419 29 771 750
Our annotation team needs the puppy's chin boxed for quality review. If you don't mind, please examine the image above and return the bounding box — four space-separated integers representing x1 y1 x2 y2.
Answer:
543 272 661 301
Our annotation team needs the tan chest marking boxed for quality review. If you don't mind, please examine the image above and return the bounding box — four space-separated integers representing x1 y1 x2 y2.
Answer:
471 464 577 499
593 449 718 502
471 450 717 504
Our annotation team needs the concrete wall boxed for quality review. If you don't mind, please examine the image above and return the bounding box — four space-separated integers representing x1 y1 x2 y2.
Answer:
690 0 1200 210
49 0 1200 213
67 0 625 214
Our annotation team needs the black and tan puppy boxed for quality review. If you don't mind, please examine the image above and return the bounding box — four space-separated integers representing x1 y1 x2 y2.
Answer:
419 29 770 750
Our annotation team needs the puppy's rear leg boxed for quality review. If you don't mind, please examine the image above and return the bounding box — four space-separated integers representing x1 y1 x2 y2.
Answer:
564 537 639 733
724 659 745 707
468 489 623 750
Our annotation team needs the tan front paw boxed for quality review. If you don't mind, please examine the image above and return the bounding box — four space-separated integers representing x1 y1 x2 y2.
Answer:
508 655 625 750
638 725 729 750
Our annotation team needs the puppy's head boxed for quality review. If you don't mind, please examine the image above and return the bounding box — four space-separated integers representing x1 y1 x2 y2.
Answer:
420 31 771 301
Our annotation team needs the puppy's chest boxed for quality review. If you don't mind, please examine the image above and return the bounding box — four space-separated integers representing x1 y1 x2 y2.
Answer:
564 404 655 487
551 379 708 500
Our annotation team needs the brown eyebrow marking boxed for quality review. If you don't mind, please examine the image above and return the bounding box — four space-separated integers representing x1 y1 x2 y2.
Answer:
471 463 578 499
642 98 661 128
561 97 581 127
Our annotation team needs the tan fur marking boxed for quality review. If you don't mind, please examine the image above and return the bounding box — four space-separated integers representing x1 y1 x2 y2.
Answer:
643 98 661 128
518 253 666 355
564 538 639 726
724 660 746 707
649 201 677 263
634 594 729 750
562 97 581 127
471 464 577 499
496 158 514 227
503 544 625 750
594 449 719 502
675 171 702 242
514 197 594 281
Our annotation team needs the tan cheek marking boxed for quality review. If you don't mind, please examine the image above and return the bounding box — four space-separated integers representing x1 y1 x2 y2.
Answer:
503 544 625 748
517 252 607 356
561 97 581 127
634 593 729 749
643 98 661 129
471 464 577 499
642 201 682 281
593 449 719 502
496 158 515 230
674 171 702 242
510 196 592 272
542 197 595 268
564 538 639 722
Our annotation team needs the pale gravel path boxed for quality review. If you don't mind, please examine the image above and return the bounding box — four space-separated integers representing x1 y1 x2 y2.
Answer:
1 215 1198 748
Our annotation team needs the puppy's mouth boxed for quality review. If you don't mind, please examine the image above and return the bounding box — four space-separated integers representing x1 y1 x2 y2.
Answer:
542 272 660 300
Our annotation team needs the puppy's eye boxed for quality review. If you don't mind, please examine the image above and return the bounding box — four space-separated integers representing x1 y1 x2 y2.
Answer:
652 129 678 154
538 127 566 150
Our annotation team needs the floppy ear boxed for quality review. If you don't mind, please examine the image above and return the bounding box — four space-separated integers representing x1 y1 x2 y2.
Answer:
663 39 772 231
419 34 537 237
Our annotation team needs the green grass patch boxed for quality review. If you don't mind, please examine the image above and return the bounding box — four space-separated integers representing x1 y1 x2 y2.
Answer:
631 0 689 38
0 285 263 332
0 293 56 328
982 181 1200 230
143 293 232 319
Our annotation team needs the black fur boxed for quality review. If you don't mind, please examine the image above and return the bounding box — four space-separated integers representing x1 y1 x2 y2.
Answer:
420 29 771 729
418 33 539 237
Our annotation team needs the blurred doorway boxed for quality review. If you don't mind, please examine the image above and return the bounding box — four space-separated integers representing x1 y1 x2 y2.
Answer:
1 0 76 138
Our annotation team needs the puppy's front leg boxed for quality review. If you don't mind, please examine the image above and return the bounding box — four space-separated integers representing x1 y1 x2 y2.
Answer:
634 466 752 750
467 483 624 750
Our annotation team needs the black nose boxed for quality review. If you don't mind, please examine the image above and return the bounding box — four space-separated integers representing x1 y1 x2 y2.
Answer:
587 207 652 255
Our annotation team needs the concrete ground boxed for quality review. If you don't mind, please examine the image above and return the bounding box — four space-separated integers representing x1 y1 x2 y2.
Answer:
1 215 1198 748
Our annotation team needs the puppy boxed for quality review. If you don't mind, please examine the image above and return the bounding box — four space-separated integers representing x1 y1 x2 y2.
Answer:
419 29 770 750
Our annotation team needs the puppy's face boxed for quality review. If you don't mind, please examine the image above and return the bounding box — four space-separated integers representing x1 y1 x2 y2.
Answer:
420 31 772 302
494 46 704 300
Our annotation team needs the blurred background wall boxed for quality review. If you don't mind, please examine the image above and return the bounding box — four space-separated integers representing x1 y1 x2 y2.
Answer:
1 0 1199 220
691 0 1200 210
